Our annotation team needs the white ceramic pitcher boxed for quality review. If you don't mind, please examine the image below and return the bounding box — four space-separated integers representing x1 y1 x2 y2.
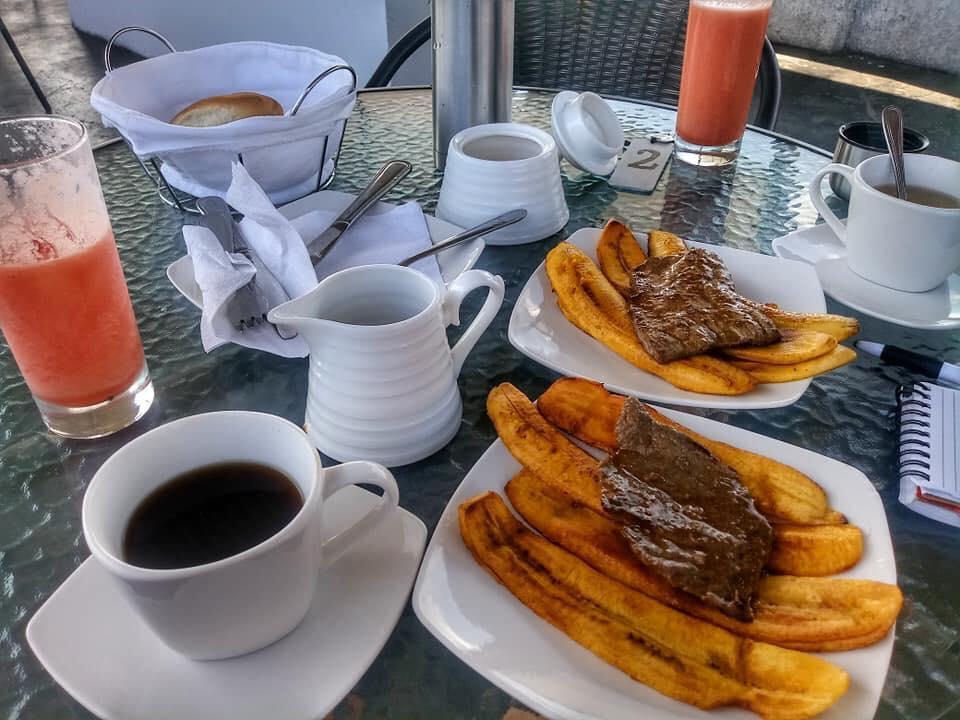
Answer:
269 264 504 466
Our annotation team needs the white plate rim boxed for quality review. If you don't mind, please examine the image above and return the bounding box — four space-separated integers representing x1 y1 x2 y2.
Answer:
508 227 826 410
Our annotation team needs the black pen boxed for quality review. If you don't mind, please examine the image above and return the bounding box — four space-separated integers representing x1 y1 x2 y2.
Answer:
856 341 960 385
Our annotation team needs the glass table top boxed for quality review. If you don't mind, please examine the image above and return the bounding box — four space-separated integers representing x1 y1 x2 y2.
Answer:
2 88 959 720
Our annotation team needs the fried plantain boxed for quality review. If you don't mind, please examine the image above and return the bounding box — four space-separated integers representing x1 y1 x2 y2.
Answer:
730 345 857 383
488 382 603 510
460 492 850 719
546 243 757 396
757 304 860 342
489 383 858 574
595 218 647 297
537 376 622 453
506 470 901 652
537 378 845 525
588 223 860 346
768 523 864 576
646 229 688 257
721 328 838 365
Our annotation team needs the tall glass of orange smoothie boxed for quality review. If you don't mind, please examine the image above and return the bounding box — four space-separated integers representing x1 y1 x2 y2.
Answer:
0 116 153 438
674 0 772 166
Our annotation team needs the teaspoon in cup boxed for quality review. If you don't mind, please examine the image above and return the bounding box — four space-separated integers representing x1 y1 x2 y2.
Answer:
881 105 908 201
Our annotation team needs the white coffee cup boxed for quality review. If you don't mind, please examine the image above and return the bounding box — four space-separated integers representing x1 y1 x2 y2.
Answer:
82 411 399 660
809 154 960 292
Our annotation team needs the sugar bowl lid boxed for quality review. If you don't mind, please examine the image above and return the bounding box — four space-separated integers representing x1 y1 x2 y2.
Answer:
551 91 624 176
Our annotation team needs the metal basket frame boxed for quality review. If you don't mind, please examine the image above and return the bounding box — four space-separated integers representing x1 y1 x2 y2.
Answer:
104 26 357 213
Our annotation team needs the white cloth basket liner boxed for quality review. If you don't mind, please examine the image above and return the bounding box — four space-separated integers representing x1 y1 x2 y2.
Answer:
91 40 356 203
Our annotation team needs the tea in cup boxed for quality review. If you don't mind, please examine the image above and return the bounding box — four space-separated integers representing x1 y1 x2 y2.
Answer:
809 154 960 292
82 411 399 660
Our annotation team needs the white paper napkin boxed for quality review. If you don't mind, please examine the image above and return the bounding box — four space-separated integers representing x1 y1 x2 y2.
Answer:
182 162 440 358
292 209 442 283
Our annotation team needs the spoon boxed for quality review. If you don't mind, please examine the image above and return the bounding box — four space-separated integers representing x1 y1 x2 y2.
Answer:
398 209 527 267
881 105 908 201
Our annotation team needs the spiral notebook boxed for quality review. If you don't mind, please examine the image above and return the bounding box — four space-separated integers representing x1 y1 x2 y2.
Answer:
898 382 960 527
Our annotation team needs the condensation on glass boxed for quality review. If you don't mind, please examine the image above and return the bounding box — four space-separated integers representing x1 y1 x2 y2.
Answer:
0 116 153 438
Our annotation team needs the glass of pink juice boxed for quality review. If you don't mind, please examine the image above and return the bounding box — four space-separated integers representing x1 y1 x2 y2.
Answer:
674 0 772 166
0 116 154 438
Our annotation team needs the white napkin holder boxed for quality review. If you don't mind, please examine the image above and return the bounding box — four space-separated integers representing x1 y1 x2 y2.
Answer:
91 27 357 209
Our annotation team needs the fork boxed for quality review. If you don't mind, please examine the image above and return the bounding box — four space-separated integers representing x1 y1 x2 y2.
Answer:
195 197 272 332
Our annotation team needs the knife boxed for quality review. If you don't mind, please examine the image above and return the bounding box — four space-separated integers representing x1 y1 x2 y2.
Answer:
305 159 412 268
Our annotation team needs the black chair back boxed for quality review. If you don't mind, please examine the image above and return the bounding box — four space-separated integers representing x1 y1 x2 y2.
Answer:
367 0 780 130
514 0 688 104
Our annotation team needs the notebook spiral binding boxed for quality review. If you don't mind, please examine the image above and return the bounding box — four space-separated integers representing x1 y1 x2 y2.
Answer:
897 384 932 483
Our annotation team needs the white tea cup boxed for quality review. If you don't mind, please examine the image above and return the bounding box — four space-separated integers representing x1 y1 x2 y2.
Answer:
82 411 399 660
809 154 960 292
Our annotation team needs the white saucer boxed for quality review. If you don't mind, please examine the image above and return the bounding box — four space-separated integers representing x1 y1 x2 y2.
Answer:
772 224 960 330
27 486 426 720
167 189 484 309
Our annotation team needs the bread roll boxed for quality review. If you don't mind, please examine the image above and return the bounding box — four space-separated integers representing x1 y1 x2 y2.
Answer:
171 92 284 127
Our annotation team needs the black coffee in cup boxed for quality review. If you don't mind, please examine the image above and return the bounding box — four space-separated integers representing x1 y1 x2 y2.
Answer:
122 462 303 570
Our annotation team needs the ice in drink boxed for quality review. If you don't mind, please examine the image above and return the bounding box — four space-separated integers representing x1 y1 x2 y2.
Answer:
675 0 772 164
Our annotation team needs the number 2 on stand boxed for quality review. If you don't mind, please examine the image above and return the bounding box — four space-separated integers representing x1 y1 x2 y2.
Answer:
628 148 661 170
609 138 674 193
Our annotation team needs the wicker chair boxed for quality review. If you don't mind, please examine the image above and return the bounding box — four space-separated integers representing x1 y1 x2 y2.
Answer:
367 0 781 130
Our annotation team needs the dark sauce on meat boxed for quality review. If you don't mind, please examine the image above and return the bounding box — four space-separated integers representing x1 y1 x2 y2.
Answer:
628 248 780 363
599 399 773 620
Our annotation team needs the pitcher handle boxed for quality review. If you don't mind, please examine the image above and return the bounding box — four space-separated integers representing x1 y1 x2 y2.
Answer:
443 269 505 377
808 163 853 244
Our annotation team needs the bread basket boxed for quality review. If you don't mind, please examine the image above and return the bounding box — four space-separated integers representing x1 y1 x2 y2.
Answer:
91 27 357 211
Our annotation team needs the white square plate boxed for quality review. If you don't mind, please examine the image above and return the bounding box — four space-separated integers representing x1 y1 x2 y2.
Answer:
508 227 828 409
413 407 896 720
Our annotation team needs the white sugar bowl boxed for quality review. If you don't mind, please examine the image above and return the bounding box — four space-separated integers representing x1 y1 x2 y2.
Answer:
436 123 569 245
